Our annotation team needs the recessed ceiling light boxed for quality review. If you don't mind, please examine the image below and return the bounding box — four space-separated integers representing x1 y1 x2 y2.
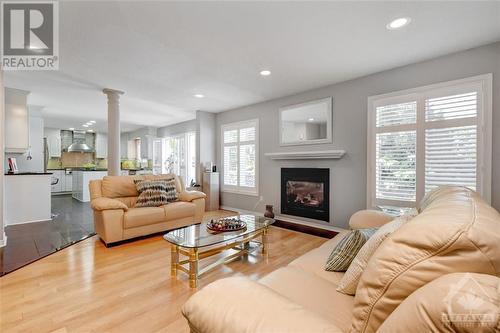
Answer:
89 120 96 124
69 127 75 130
82 124 89 128
260 70 271 76
308 118 315 122
194 94 204 98
387 17 411 30
87 129 94 132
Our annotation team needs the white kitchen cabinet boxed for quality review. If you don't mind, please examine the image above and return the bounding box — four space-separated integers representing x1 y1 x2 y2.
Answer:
65 173 73 192
95 133 108 158
45 128 62 158
50 170 64 192
5 88 30 153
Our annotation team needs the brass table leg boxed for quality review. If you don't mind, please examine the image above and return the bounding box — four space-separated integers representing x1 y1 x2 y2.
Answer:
262 227 269 255
189 248 199 288
171 245 179 277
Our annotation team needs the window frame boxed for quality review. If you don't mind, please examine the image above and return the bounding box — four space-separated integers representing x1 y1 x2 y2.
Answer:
221 118 259 196
367 74 492 209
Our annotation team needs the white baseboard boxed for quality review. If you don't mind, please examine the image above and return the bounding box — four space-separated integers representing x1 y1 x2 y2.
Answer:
220 205 346 232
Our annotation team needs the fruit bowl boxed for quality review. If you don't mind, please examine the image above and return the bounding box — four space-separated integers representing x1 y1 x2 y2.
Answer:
207 217 247 232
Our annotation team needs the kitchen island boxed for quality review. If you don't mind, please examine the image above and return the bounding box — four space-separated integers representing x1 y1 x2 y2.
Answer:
4 173 52 225
72 170 108 202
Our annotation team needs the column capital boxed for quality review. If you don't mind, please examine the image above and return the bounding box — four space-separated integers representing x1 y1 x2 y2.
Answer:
102 88 124 96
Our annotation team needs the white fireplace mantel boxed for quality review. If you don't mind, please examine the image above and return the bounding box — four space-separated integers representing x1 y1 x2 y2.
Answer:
264 150 346 160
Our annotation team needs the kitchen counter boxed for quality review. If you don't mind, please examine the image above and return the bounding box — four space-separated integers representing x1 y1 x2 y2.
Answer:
5 172 53 175
72 170 108 202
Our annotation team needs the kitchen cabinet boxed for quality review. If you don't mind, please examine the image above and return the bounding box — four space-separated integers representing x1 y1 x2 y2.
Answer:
50 170 73 193
5 88 30 153
95 133 107 159
65 173 73 192
50 170 64 192
45 128 62 158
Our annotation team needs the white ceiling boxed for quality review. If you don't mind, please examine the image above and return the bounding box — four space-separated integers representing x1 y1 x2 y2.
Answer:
5 1 500 133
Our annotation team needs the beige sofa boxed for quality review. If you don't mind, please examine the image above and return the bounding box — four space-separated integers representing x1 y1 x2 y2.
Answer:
182 186 500 332
89 174 206 245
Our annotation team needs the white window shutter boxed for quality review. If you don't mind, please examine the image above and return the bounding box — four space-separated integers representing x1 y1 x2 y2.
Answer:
368 75 490 210
376 131 416 202
221 120 259 195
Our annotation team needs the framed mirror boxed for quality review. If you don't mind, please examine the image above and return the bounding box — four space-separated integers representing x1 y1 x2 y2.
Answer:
279 97 332 146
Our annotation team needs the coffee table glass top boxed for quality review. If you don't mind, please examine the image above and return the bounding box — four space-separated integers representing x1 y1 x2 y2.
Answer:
164 215 274 248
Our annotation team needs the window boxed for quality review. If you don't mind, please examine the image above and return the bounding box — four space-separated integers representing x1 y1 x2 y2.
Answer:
367 74 492 209
152 132 197 186
221 119 259 195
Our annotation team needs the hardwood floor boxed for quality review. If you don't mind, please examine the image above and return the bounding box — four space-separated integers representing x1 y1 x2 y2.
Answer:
0 211 326 333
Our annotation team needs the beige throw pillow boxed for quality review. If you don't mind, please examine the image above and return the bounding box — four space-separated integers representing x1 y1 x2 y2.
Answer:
336 208 418 295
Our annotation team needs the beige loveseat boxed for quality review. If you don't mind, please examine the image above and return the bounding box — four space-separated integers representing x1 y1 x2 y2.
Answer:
182 186 500 332
89 174 206 245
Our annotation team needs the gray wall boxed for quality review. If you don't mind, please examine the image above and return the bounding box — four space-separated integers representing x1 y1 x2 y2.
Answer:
215 42 500 229
157 119 196 138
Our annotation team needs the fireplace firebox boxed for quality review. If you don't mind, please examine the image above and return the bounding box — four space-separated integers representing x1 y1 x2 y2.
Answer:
281 168 330 222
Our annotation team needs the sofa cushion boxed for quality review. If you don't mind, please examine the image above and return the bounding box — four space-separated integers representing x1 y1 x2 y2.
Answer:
260 266 354 332
164 201 195 221
102 176 141 198
337 209 418 295
378 272 500 333
123 207 166 228
325 228 376 272
289 230 349 285
115 196 137 208
350 187 500 333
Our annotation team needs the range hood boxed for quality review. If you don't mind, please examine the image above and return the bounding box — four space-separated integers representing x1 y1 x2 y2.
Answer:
66 130 94 153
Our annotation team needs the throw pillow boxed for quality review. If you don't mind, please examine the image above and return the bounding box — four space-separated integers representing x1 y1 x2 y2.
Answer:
325 228 377 272
134 180 169 208
161 178 178 202
336 209 418 295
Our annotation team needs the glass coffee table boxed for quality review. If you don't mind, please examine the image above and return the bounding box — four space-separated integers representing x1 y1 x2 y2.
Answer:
164 214 274 288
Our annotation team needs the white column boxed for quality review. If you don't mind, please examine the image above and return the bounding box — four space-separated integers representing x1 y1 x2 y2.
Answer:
103 88 124 176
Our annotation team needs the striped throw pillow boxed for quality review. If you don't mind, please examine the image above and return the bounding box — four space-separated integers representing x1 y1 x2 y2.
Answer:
162 178 178 202
336 209 418 295
325 228 377 272
134 180 169 208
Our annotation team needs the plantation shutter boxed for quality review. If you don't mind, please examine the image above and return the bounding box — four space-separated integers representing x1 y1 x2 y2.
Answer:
222 120 258 195
368 76 490 210
424 92 478 192
374 100 417 206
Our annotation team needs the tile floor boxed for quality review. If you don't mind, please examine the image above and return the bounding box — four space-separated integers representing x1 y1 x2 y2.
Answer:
0 195 95 275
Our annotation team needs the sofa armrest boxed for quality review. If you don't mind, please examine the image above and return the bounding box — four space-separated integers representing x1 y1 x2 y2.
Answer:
182 277 342 333
349 209 393 230
91 197 128 211
178 190 206 202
